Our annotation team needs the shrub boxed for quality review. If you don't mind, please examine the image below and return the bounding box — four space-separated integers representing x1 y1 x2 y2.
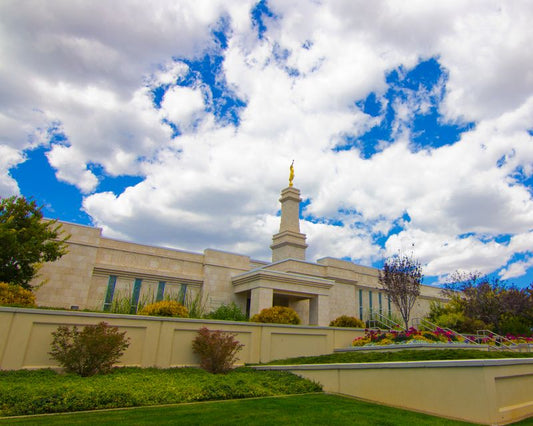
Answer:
250 306 301 325
138 300 189 317
49 322 130 376
192 327 244 374
329 315 365 328
0 282 36 307
207 302 247 321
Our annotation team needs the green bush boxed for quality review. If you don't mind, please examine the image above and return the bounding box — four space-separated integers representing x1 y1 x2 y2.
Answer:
329 315 365 328
49 322 130 376
139 300 189 317
499 314 532 336
192 327 244 374
207 302 247 321
250 306 301 325
0 282 36 307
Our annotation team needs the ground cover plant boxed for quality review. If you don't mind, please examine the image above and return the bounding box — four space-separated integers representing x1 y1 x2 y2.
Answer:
261 348 533 365
0 367 321 417
0 393 488 425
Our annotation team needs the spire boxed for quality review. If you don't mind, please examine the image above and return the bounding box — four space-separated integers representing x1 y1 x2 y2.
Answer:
270 164 308 262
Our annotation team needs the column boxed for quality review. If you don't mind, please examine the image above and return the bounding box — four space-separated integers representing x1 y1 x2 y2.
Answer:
249 287 273 317
309 295 329 326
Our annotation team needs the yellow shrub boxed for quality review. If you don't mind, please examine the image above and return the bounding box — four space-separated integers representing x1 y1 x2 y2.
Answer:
250 306 301 325
329 315 365 328
0 282 36 307
139 300 189 318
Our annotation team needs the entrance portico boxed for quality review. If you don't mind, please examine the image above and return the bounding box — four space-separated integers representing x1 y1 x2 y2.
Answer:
232 268 333 325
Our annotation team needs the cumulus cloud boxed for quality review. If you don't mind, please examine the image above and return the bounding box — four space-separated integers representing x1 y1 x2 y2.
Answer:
2 1 533 284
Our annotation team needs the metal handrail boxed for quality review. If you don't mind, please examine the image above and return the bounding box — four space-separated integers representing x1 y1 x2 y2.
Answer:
366 311 402 330
476 330 519 351
412 318 479 345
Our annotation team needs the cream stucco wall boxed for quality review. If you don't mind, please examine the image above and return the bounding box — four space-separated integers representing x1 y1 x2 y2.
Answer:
257 360 533 425
0 308 362 369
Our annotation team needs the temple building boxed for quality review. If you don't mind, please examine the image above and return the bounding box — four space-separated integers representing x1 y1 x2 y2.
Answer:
33 174 445 326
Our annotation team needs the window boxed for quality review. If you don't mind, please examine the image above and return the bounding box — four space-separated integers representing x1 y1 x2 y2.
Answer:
179 284 187 304
368 291 373 319
156 281 166 302
103 275 117 311
358 289 363 320
130 278 142 314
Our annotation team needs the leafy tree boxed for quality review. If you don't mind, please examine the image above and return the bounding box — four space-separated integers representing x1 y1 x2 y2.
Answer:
0 196 69 289
441 272 533 335
378 254 423 330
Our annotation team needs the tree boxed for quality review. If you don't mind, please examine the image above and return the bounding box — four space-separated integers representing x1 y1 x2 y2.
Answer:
378 254 423 330
442 272 533 335
0 196 69 289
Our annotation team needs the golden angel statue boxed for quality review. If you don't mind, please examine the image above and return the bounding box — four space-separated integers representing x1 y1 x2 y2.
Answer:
289 160 294 187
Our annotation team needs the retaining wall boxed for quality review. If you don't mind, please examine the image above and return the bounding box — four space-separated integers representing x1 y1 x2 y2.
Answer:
0 307 363 369
256 359 533 425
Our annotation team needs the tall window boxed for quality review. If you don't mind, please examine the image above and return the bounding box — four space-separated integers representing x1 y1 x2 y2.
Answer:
156 281 166 302
358 289 363 320
103 275 117 311
378 292 383 316
179 284 188 304
368 290 373 319
130 278 142 314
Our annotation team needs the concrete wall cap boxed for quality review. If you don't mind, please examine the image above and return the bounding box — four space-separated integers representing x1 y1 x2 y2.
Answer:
253 358 533 370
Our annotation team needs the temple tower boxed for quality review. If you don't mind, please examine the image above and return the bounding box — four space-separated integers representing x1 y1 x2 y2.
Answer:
270 163 308 262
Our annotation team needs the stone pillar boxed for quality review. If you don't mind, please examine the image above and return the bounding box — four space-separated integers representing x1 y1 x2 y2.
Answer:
271 187 308 262
309 295 329 326
249 287 273 317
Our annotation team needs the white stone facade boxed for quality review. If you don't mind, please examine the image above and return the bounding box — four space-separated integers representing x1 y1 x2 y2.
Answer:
33 186 446 326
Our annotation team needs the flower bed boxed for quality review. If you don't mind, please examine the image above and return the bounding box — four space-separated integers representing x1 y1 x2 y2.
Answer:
352 327 533 347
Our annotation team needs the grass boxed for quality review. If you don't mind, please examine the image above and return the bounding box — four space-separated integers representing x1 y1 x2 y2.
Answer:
0 393 492 425
262 348 533 365
0 367 320 417
2 351 532 423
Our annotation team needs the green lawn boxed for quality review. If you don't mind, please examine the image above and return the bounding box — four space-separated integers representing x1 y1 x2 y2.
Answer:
262 348 533 365
0 393 492 425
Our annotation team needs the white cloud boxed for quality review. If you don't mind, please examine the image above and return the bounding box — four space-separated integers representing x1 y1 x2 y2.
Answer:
1 1 533 284
161 86 206 129
500 256 533 280
0 145 24 196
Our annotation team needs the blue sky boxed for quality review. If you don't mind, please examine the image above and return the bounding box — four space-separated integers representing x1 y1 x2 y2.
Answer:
1 1 533 288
